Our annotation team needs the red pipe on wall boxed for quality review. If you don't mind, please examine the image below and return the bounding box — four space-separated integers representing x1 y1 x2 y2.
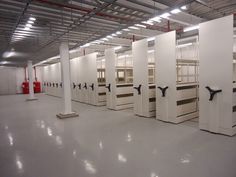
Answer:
167 20 170 32
132 35 135 42
34 66 37 81
24 67 27 82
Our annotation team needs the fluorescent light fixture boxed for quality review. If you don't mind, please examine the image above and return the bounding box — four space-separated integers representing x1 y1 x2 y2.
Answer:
29 17 36 21
148 50 154 53
0 61 9 64
177 42 193 48
160 12 171 18
81 43 90 47
150 16 161 22
116 31 122 35
135 24 146 28
171 8 181 14
114 46 122 51
14 31 29 34
27 20 34 24
142 20 154 25
13 36 24 38
107 35 113 38
90 41 98 44
183 25 199 32
96 40 104 43
91 40 104 44
3 51 15 58
26 24 32 27
128 26 139 30
181 5 187 10
101 38 109 41
111 33 117 36
24 27 30 31
147 37 155 42
122 28 130 31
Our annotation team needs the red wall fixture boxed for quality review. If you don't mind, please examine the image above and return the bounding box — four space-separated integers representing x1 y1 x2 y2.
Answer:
22 82 29 94
34 81 41 93
22 82 41 94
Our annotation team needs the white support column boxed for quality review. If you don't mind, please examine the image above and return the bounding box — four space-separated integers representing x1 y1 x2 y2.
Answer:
56 42 78 119
26 60 37 101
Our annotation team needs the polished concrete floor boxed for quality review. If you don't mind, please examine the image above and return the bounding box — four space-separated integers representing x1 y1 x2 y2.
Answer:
0 94 236 177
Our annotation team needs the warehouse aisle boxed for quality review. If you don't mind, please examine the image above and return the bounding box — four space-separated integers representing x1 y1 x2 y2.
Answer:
0 94 236 177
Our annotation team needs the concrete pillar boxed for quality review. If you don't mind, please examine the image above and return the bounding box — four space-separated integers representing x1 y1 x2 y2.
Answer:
26 60 37 101
56 41 78 119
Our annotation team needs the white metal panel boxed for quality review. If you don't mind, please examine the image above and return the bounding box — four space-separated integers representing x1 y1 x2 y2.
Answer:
117 97 134 105
133 39 151 117
16 68 25 94
116 86 133 94
87 53 98 105
57 63 62 97
0 67 16 95
105 48 116 109
177 88 197 101
70 58 78 101
8 68 16 94
177 102 197 116
76 57 83 102
199 15 234 135
155 31 177 122
80 55 89 104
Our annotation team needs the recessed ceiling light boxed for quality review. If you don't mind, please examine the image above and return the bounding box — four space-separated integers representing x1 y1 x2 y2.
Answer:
122 28 130 31
26 24 32 27
116 31 122 35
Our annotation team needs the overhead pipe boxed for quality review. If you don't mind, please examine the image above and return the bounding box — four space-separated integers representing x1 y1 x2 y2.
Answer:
34 0 132 22
34 0 174 33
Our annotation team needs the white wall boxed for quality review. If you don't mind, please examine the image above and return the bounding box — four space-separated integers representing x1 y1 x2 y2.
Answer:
16 68 25 94
0 66 43 95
